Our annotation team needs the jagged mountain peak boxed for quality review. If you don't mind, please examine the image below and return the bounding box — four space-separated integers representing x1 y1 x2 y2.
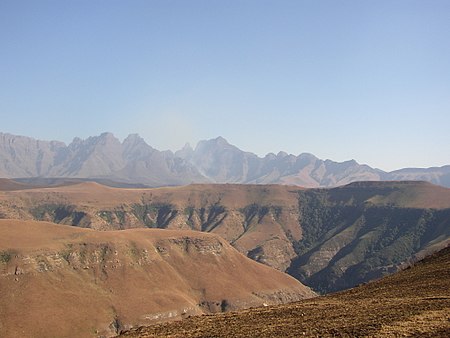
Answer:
182 142 193 150
298 152 318 160
214 135 229 145
123 133 147 147
68 132 120 148
0 132 449 188
195 136 234 150
175 142 194 160
99 131 115 138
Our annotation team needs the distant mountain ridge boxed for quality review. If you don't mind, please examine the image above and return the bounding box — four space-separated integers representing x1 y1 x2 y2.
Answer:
1 132 449 187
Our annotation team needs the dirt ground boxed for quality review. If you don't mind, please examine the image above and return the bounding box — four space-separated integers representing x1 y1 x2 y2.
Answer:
120 247 450 337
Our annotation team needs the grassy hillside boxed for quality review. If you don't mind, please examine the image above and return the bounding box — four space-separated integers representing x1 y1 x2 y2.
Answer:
0 182 303 272
0 220 314 338
121 245 450 337
1 180 449 293
290 181 450 292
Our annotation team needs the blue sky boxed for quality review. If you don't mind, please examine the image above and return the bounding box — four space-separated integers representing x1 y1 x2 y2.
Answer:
1 1 449 171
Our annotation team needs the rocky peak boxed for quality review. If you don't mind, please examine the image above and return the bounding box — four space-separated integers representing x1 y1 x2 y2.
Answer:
175 143 194 159
214 136 230 146
97 132 121 146
123 133 145 146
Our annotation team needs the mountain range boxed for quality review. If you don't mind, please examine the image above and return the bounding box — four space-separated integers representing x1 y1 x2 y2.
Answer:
1 132 449 187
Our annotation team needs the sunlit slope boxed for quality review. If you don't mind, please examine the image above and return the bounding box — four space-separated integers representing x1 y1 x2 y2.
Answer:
0 182 304 272
122 245 450 337
1 180 449 293
0 219 314 338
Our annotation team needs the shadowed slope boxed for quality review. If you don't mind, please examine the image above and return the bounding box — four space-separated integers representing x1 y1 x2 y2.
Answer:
289 181 450 292
0 178 37 191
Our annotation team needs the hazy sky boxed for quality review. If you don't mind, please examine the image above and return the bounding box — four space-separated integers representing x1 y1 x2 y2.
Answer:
1 1 449 171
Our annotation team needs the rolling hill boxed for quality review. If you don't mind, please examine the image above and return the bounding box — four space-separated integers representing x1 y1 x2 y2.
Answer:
0 179 449 293
0 220 314 338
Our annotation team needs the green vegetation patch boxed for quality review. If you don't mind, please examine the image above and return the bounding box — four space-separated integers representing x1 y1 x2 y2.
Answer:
200 203 227 232
184 206 195 227
0 250 13 264
98 210 114 224
292 189 450 293
131 203 178 228
30 203 87 226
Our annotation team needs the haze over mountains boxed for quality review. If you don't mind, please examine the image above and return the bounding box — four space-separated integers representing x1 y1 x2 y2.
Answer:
1 132 449 188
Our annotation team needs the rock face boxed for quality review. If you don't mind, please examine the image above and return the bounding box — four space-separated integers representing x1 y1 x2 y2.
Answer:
0 132 208 186
0 132 65 177
0 220 315 338
1 132 450 187
177 137 386 187
1 180 449 294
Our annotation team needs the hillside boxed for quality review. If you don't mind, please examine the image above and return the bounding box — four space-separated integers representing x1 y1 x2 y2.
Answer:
0 220 314 338
0 182 304 272
1 180 449 294
1 132 449 187
121 245 450 337
0 178 36 191
289 181 450 292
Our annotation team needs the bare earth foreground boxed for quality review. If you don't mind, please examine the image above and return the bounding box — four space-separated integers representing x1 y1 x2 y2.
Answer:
121 246 450 338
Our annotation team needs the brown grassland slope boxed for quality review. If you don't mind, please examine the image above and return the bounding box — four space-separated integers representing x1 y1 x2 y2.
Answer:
0 181 304 272
0 219 314 338
0 178 37 191
1 179 450 293
121 245 450 337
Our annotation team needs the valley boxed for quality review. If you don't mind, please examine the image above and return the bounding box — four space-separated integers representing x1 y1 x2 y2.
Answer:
3 2 449 337
120 245 450 337
1 179 449 293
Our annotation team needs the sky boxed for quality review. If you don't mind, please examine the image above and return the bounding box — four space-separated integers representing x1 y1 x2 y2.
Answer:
1 0 449 171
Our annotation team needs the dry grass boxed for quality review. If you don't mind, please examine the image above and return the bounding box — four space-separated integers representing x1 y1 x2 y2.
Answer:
0 220 314 338
0 180 303 208
121 246 450 337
